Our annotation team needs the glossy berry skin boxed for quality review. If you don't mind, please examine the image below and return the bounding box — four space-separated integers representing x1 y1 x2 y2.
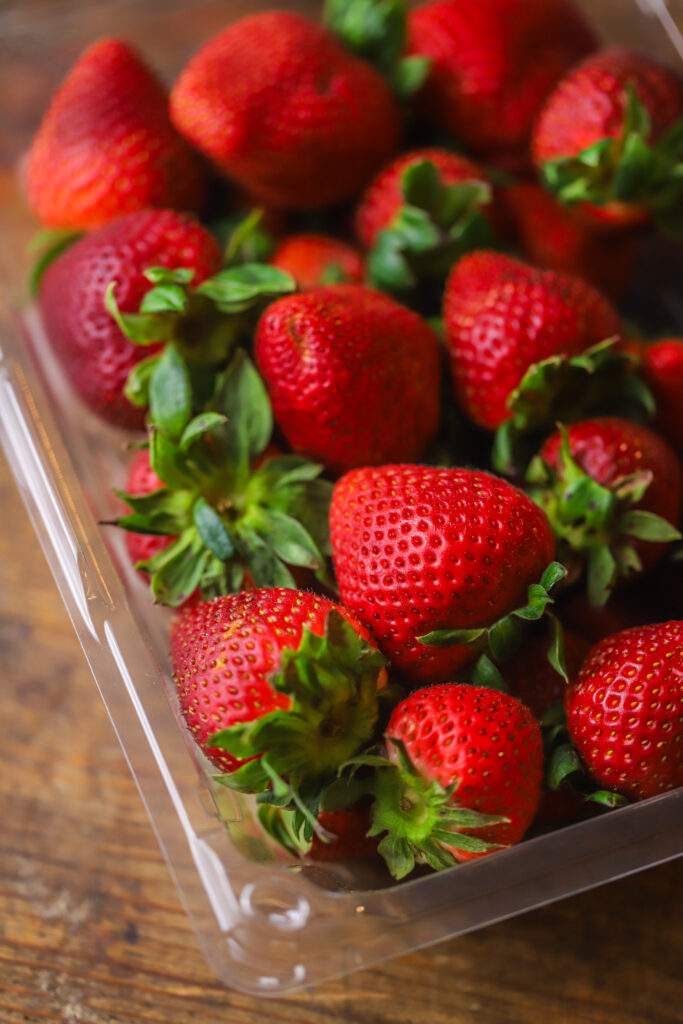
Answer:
39 209 221 430
407 0 595 160
255 285 441 475
354 147 490 249
387 685 543 858
541 417 682 568
640 339 683 455
444 251 622 430
565 621 683 800
170 589 367 774
534 48 683 167
26 39 204 230
271 234 364 290
170 12 399 210
502 184 638 299
330 465 555 684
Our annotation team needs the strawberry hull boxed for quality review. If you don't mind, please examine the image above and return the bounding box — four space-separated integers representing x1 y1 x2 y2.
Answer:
2 0 683 1000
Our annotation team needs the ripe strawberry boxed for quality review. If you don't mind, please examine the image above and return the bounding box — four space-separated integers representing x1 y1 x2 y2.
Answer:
505 630 590 722
271 234 364 290
355 147 492 249
564 621 683 800
26 39 204 230
532 418 682 604
123 448 170 571
443 251 622 431
309 807 377 863
170 11 399 210
639 338 683 455
254 285 441 475
533 48 683 227
38 209 220 430
170 590 386 800
370 685 543 876
330 465 556 684
407 0 596 162
502 183 639 299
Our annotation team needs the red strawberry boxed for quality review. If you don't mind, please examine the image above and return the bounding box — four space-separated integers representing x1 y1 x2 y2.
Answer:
502 183 639 299
271 234 364 290
444 251 622 431
170 589 386 784
565 621 683 800
640 338 683 455
330 465 556 684
38 209 220 430
123 448 169 570
26 39 204 230
534 418 682 601
533 48 683 227
254 285 441 475
170 12 399 210
504 630 590 722
309 807 377 862
407 0 596 162
371 685 543 876
354 147 492 249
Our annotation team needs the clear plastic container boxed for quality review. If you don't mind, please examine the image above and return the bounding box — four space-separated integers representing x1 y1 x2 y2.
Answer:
1 0 682 997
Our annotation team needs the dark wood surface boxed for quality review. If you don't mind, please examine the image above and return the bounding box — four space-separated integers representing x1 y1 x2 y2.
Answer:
2 1 683 1020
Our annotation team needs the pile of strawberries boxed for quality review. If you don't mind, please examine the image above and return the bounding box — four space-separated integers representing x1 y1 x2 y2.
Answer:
26 0 683 879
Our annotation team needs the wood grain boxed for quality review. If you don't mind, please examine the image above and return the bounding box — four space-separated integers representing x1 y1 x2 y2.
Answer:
1 1 683 1020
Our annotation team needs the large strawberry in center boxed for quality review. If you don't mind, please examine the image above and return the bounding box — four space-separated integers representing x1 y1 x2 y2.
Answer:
330 465 556 683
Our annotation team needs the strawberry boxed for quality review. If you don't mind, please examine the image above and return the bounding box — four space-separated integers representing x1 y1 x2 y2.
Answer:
443 251 622 432
330 464 558 684
26 39 204 231
563 621 683 800
309 807 378 863
533 48 683 228
354 148 494 295
170 589 386 827
640 338 683 455
530 418 682 605
502 183 639 299
114 351 333 606
504 630 590 722
254 285 442 475
170 11 400 210
407 0 596 163
369 685 543 877
271 234 364 290
39 209 220 430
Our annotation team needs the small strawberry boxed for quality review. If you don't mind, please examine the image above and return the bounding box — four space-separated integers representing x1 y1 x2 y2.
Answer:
502 183 639 299
639 338 683 454
369 685 543 877
563 621 683 800
114 351 333 606
39 209 221 430
271 234 364 290
330 464 558 684
170 12 400 210
533 48 683 228
444 251 622 432
354 148 494 295
309 807 378 863
254 285 442 475
529 418 682 606
170 589 386 830
407 0 596 162
26 39 204 231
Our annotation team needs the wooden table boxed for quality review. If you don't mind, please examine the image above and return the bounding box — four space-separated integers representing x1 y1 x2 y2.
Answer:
1 2 683 1021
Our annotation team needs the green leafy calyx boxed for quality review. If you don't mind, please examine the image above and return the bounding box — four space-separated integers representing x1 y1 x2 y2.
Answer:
526 425 681 607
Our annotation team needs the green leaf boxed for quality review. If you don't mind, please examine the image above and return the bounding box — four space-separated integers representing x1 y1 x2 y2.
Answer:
148 345 192 439
149 429 193 492
193 499 235 561
391 205 441 251
104 281 170 346
234 524 296 589
546 613 568 683
418 627 486 648
250 507 323 570
28 228 83 296
584 789 629 809
613 131 655 202
548 743 583 790
540 561 569 592
211 350 273 461
211 758 271 794
377 834 415 880
587 544 618 608
143 266 195 286
124 352 162 408
140 283 189 314
196 263 295 310
367 231 416 291
471 654 508 692
392 54 431 97
487 616 521 662
179 412 228 453
618 510 681 543
149 530 206 606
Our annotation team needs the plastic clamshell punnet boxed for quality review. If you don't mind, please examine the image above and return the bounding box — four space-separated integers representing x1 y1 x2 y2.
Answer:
0 0 682 997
